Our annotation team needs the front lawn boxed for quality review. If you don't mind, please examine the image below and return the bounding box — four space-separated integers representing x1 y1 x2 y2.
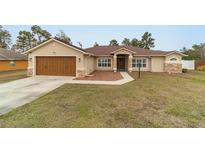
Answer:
0 70 27 84
1 71 205 128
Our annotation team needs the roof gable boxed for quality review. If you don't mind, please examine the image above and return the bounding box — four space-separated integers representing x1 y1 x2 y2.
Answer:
24 38 90 55
165 51 187 57
110 47 136 54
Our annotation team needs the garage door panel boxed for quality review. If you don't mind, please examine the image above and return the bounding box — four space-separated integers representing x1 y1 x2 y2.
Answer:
36 56 76 76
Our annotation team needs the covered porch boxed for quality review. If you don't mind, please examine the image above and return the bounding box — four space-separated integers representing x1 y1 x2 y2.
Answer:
112 48 134 72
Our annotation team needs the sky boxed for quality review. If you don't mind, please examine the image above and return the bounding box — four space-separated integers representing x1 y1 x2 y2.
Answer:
2 25 205 51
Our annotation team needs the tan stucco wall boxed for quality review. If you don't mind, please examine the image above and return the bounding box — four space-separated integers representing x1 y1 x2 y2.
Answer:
151 57 165 72
165 53 182 62
132 57 151 71
85 55 95 74
28 40 86 77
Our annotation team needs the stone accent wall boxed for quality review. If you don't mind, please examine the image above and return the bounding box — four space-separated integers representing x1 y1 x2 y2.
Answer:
164 63 182 73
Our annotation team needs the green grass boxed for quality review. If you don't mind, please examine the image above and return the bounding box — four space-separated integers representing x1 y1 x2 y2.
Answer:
1 71 205 128
0 70 27 83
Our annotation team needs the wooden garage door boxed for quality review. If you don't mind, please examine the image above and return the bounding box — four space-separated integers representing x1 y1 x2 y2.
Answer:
36 56 76 76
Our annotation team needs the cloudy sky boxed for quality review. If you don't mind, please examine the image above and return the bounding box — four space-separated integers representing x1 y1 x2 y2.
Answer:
3 25 205 51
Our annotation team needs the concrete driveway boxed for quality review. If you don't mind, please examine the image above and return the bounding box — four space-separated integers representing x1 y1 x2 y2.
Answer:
0 72 134 115
0 76 74 115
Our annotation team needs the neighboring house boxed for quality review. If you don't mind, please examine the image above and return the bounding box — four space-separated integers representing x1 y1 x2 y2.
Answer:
0 48 28 72
25 38 186 77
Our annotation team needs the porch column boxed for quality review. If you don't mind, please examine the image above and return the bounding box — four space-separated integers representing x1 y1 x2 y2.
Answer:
128 55 133 72
113 55 117 72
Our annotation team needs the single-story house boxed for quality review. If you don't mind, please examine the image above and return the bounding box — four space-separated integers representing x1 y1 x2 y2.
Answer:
0 48 28 72
25 38 186 77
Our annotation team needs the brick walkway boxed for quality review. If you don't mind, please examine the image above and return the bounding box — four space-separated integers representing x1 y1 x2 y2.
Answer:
75 71 123 81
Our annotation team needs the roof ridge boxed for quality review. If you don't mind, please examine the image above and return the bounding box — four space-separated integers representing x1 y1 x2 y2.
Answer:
84 45 175 56
84 45 138 50
85 45 168 52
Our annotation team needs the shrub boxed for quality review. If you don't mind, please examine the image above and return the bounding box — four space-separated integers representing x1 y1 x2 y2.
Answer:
182 68 188 73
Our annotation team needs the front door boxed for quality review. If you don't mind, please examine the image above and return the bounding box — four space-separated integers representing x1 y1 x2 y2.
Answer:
117 55 126 71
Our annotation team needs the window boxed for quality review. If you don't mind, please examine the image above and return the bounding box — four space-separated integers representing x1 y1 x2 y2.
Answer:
132 58 147 68
170 58 177 61
97 58 111 68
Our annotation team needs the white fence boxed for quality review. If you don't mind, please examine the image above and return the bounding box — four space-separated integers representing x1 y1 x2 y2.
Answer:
182 60 195 70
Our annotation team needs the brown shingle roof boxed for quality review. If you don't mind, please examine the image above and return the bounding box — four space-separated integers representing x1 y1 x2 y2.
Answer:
0 48 27 60
85 45 171 56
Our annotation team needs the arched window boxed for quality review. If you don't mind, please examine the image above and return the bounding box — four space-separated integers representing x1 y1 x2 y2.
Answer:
170 58 177 61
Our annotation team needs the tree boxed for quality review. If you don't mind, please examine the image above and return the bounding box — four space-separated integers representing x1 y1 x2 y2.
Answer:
77 42 83 48
181 43 205 60
15 31 37 52
55 30 71 44
109 39 119 46
130 38 143 47
120 32 155 49
16 32 28 52
140 32 155 49
41 30 51 40
199 44 205 59
31 25 42 42
24 31 37 48
122 38 130 46
11 44 18 51
12 25 51 52
93 42 99 47
31 25 51 43
0 25 12 49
